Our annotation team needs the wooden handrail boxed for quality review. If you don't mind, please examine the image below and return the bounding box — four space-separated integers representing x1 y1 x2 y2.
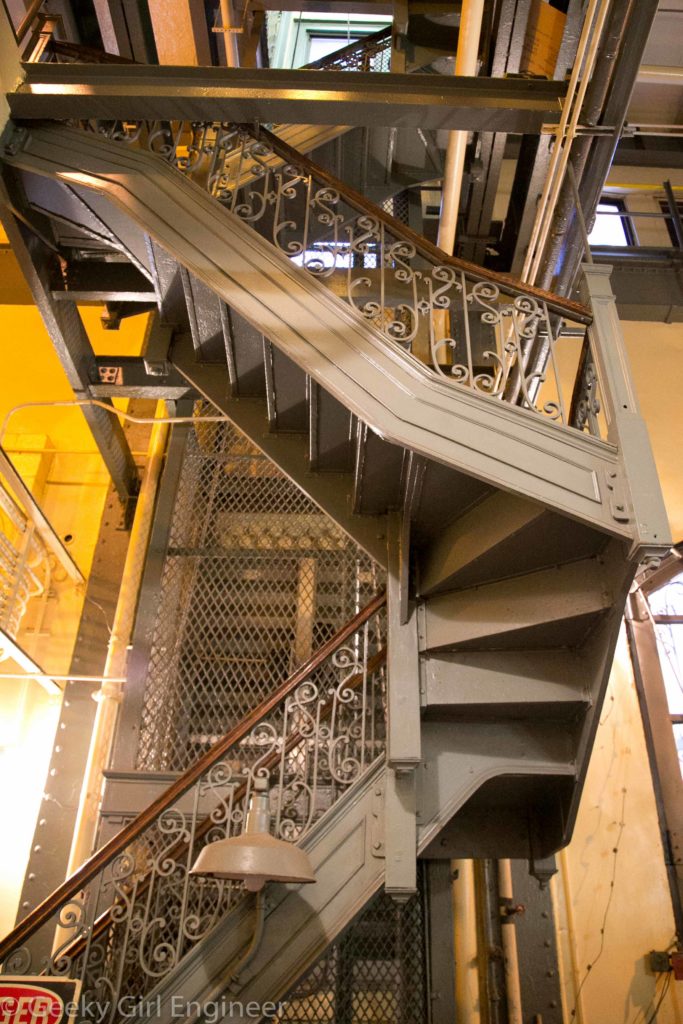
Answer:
0 590 386 963
57 643 388 964
252 124 593 326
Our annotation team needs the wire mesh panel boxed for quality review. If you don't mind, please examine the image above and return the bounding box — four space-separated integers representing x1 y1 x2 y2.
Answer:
303 27 392 72
136 415 384 772
276 871 428 1023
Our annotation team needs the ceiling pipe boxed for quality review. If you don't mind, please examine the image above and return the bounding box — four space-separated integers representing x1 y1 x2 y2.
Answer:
436 0 485 256
548 0 661 294
522 0 613 284
535 0 634 290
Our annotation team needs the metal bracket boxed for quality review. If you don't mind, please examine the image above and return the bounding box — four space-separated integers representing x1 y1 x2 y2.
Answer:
603 468 631 523
371 779 385 858
143 314 174 378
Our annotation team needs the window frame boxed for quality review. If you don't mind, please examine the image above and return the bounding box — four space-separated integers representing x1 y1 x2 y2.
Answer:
588 197 636 248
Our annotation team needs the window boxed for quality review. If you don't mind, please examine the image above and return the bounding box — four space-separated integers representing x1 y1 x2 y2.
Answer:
306 34 359 63
269 12 391 69
588 198 634 247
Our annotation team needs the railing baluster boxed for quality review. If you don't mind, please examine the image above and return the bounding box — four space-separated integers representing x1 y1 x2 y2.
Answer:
74 117 596 434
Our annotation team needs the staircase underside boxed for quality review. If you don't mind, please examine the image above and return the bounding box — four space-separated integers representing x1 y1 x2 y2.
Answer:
7 125 635 542
122 724 583 1024
1 119 667 1018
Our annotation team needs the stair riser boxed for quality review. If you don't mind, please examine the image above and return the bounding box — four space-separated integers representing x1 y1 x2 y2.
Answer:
418 557 613 654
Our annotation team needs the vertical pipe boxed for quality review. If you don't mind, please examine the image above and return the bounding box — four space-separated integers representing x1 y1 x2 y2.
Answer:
65 415 169 877
475 859 509 1024
524 0 613 284
436 0 485 256
498 859 523 1024
454 858 481 1024
663 179 683 250
218 0 241 67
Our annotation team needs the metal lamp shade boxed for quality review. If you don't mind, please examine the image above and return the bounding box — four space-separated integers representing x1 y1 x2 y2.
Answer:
190 831 316 892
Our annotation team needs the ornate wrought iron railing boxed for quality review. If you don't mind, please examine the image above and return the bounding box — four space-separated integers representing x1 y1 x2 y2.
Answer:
0 476 49 645
0 592 387 1016
76 119 606 438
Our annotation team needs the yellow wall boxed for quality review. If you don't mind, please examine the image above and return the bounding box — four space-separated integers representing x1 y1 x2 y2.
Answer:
622 320 683 543
556 629 682 1023
0 299 147 935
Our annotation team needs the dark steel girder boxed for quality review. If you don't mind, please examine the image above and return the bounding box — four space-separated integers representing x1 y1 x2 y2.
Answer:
9 64 567 132
0 170 139 502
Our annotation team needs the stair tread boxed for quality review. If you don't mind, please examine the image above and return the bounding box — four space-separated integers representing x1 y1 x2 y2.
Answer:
420 492 609 595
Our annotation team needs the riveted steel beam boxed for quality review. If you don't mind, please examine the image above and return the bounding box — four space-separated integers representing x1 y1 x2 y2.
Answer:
9 64 566 132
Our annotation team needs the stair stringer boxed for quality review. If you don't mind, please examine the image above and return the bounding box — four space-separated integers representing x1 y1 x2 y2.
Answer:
5 124 635 541
121 738 575 1023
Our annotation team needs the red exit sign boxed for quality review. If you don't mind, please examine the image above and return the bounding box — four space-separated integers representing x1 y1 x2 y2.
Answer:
0 980 81 1024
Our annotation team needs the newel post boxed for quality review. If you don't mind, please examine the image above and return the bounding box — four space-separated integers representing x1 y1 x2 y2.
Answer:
580 263 671 560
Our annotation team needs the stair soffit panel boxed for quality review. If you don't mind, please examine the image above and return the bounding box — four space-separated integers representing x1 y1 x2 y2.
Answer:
3 125 636 541
418 555 617 654
419 493 611 596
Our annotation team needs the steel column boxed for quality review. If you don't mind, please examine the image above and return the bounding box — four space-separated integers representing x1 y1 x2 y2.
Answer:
548 0 661 294
425 860 457 1023
509 859 564 1024
626 591 683 940
14 472 136 962
109 406 192 772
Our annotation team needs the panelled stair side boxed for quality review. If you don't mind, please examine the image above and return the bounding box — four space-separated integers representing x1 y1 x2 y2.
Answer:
0 121 671 1019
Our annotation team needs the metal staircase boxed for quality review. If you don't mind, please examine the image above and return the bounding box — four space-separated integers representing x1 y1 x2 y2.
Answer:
0 112 671 1017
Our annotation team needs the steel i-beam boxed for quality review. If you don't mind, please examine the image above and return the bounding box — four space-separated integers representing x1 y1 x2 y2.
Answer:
8 64 567 133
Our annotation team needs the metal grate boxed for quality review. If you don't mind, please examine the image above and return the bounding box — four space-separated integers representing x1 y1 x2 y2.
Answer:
382 191 410 225
137 414 384 772
303 27 392 73
276 870 428 1022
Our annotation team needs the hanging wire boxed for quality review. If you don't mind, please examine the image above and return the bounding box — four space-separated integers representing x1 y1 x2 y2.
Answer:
569 786 628 1019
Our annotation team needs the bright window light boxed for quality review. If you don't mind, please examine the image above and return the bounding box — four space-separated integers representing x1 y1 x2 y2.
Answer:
307 35 358 62
588 201 631 247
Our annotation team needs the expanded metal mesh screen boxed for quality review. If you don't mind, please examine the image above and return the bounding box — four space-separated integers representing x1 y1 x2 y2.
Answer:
136 415 384 772
305 28 392 73
276 872 428 1022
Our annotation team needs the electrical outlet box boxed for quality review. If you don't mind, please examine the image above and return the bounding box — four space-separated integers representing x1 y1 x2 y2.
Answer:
649 951 671 974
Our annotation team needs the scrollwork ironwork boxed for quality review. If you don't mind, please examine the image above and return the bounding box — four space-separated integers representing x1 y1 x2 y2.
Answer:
1 603 387 1024
70 117 603 437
